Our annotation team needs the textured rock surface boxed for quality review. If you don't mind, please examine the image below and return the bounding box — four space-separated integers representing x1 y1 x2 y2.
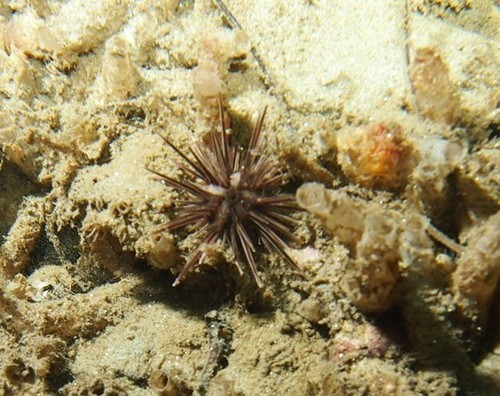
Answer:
0 0 498 395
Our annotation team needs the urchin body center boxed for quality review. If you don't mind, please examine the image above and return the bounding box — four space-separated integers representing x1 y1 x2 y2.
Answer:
227 186 258 222
200 178 259 229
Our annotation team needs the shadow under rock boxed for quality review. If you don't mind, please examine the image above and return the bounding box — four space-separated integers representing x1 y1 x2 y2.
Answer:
129 263 237 316
0 162 46 238
400 277 500 396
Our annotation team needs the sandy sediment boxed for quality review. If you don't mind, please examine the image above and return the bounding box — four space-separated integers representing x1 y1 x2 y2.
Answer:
0 0 499 395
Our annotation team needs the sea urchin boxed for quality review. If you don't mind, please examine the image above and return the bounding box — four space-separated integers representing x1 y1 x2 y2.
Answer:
148 99 301 287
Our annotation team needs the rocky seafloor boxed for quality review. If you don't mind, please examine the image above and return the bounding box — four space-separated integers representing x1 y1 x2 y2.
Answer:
0 1 499 395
